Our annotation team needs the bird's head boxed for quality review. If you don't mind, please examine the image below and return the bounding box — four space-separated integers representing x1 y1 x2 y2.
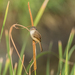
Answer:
30 26 37 31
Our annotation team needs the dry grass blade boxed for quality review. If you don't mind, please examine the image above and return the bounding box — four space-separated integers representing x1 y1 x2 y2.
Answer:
29 68 31 75
28 2 37 74
14 63 17 70
29 58 36 74
22 55 25 64
28 2 34 26
0 58 3 63
14 63 17 75
9 24 29 74
0 57 3 74
50 69 54 75
62 59 74 65
59 71 61 75
32 41 37 71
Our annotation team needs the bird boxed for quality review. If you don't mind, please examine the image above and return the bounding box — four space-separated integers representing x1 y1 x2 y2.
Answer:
30 26 43 52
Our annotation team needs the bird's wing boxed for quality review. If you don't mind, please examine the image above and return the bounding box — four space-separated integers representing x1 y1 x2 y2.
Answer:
33 31 41 42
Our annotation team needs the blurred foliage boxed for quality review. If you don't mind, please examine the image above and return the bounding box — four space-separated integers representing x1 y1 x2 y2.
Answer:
0 0 68 25
0 0 73 42
0 0 75 75
48 0 66 12
9 0 44 26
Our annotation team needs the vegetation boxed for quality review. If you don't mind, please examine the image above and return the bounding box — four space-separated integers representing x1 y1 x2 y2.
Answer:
0 0 75 75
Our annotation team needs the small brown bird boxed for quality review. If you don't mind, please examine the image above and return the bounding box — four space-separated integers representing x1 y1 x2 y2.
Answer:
30 26 43 52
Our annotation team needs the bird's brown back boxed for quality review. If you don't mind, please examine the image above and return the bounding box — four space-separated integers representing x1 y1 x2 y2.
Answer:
33 30 41 42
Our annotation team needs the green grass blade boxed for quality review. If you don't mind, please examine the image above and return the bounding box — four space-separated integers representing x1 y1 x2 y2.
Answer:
24 51 49 75
18 64 23 75
17 34 29 75
0 1 10 41
5 30 13 75
58 41 63 70
61 61 70 75
0 58 3 75
34 0 49 26
61 64 65 75
62 44 75 75
2 58 10 75
62 28 75 75
46 57 50 75
24 60 33 75
57 41 63 75
46 42 53 75
70 64 75 75
24 1 49 73
18 56 24 75
64 29 75 75
64 28 75 58
18 55 25 75
68 45 75 60
24 50 64 75
68 65 70 75
34 70 36 75
24 50 58 75
65 43 69 75
74 65 75 75
49 41 53 51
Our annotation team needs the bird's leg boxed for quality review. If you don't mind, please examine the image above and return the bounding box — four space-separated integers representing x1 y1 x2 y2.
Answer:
33 40 38 44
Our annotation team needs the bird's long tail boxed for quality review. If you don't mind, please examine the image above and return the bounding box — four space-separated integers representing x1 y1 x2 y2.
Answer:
39 42 43 52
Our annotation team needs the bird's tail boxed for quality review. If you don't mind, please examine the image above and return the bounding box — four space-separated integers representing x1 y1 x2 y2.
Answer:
39 42 43 52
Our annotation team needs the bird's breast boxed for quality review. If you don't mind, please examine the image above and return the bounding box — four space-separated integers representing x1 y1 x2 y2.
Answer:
30 30 36 38
30 30 36 35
